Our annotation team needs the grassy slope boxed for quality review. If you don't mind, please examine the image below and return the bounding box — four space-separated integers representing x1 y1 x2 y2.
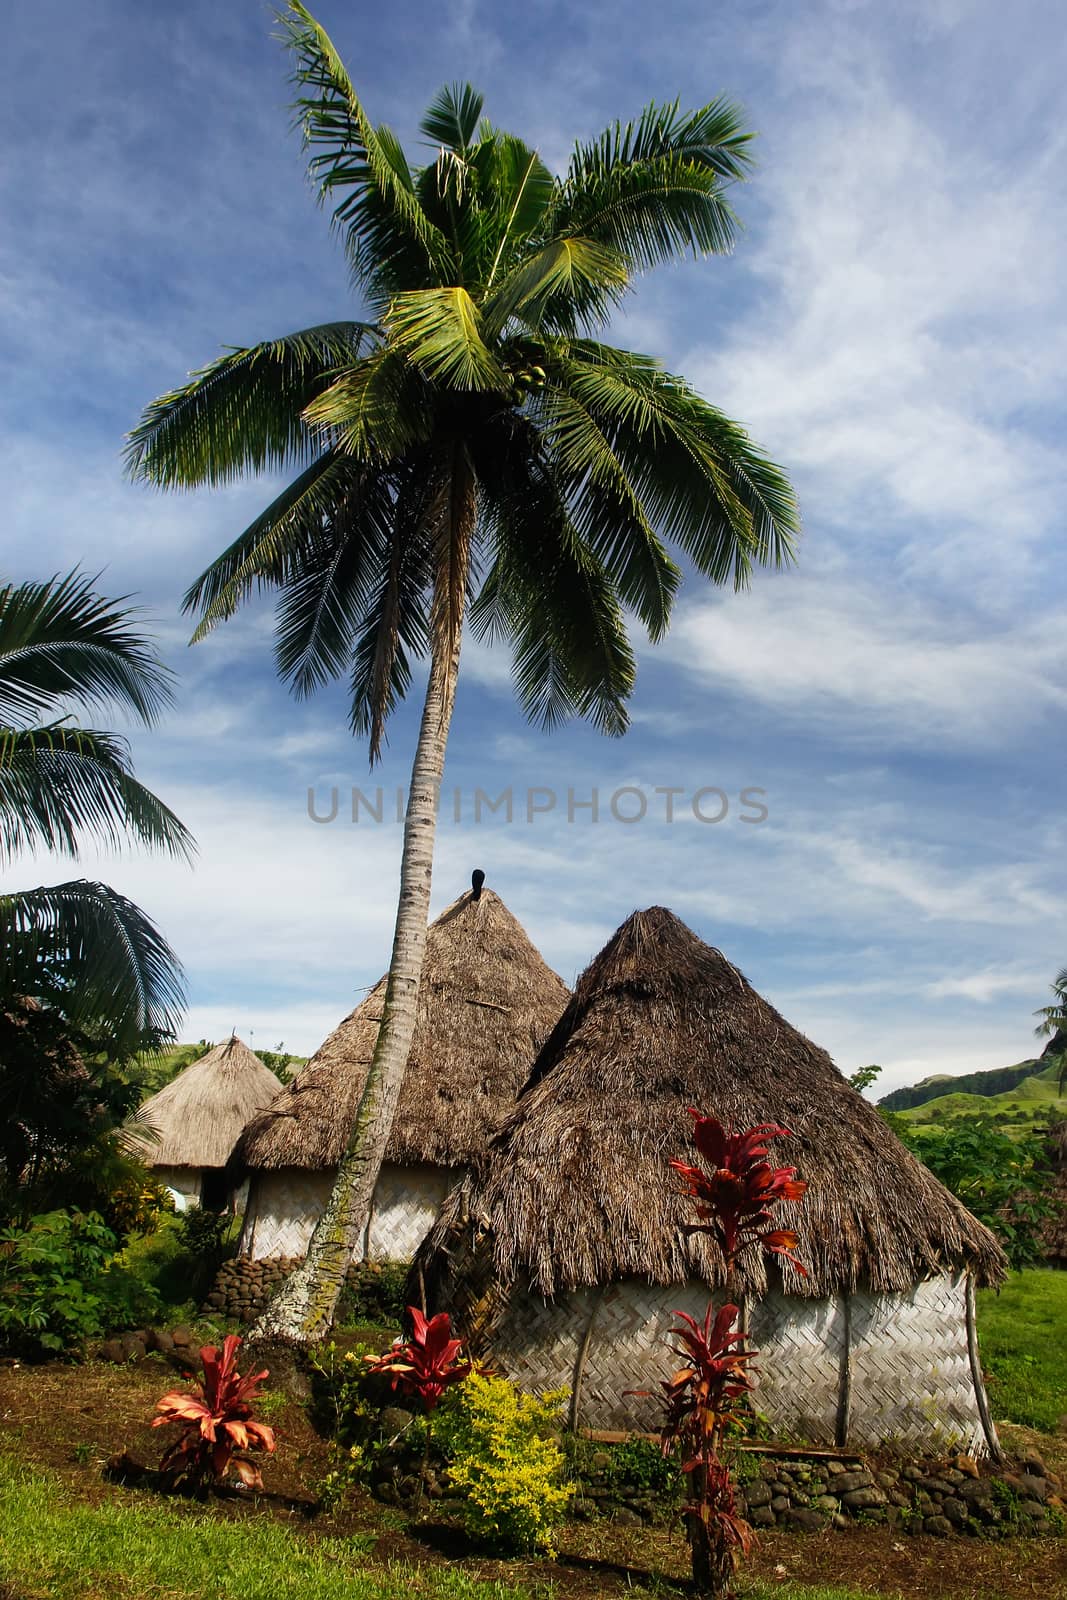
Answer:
898 1060 1066 1134
0 1457 875 1600
976 1268 1067 1432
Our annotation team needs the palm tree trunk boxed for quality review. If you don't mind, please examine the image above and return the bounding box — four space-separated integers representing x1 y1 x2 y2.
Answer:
250 455 473 1347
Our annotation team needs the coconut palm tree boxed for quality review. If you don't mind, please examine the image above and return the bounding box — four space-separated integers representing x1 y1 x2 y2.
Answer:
125 1 800 1343
0 572 192 1055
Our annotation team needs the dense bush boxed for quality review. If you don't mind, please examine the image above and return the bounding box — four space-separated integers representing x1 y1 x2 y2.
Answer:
0 1210 159 1357
434 1373 571 1555
335 1259 409 1328
898 1117 1054 1268
116 1208 240 1312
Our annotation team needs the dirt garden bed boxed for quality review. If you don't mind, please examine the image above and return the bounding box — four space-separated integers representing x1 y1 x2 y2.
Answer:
1 1354 1065 1600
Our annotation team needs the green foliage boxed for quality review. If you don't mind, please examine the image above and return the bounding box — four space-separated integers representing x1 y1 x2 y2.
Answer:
116 1209 239 1311
308 1341 379 1447
0 998 173 1238
337 1260 409 1328
0 574 190 1057
898 1117 1054 1267
847 1064 882 1094
306 1340 393 1510
977 1268 1067 1432
433 1373 571 1554
603 1433 679 1495
257 1043 306 1084
0 1210 160 1357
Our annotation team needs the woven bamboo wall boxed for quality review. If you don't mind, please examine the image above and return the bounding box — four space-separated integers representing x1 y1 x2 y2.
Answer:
240 1162 456 1262
485 1271 990 1456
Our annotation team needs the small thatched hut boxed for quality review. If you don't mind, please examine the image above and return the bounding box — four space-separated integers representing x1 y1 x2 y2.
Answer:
138 1036 280 1210
416 908 1008 1456
234 887 569 1263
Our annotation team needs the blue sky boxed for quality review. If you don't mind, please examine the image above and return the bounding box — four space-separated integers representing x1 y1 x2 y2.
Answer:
3 0 1065 1091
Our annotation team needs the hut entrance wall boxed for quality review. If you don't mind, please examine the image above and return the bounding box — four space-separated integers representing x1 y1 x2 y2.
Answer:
485 1271 994 1456
241 1162 459 1263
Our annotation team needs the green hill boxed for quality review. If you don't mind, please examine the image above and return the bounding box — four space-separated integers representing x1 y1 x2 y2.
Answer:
888 1058 1066 1136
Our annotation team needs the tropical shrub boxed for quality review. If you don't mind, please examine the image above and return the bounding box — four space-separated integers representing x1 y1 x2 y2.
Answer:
153 1334 276 1489
899 1117 1053 1268
434 1373 571 1555
0 1209 160 1357
661 1114 807 1597
337 1258 408 1328
363 1307 473 1411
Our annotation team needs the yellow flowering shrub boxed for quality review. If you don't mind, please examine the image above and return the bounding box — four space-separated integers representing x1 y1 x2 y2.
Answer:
435 1372 571 1554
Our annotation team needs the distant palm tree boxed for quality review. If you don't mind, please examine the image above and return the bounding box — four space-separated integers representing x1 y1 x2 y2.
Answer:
126 2 800 1342
0 573 192 1055
1034 967 1067 1093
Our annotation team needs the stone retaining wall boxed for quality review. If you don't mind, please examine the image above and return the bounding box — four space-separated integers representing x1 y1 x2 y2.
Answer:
567 1446 1062 1539
368 1416 1063 1540
201 1257 304 1322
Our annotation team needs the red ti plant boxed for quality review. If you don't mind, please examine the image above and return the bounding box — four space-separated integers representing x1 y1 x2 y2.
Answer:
363 1306 473 1410
152 1334 276 1491
364 1307 473 1508
661 1112 807 1597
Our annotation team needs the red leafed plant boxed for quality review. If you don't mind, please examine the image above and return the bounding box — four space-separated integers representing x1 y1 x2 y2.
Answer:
661 1111 807 1597
152 1334 276 1490
364 1307 473 1510
364 1306 473 1410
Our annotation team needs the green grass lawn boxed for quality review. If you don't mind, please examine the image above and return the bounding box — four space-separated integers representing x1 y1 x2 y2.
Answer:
0 1455 878 1600
977 1268 1067 1432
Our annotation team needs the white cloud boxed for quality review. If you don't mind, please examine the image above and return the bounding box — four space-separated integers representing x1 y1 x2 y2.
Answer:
687 26 1067 606
926 968 1050 1005
666 576 1067 747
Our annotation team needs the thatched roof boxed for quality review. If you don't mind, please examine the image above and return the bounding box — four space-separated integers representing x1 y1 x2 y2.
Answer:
137 1036 280 1170
233 889 569 1173
421 907 1007 1300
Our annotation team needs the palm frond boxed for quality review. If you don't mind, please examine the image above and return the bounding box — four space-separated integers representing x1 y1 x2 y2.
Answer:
183 450 364 636
125 323 375 487
302 348 433 459
385 288 509 390
1034 968 1067 1038
480 136 555 291
279 3 451 291
0 725 195 864
420 83 485 153
117 1100 163 1157
348 465 435 761
273 470 395 698
482 236 630 336
534 382 680 638
0 573 176 726
552 98 754 271
0 881 186 1053
470 415 635 733
548 342 799 585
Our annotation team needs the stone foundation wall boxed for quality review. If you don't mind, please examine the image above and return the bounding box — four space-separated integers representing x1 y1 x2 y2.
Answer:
203 1257 304 1322
569 1448 1062 1539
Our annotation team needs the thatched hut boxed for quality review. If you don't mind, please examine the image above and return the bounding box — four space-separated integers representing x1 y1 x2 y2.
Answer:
234 888 569 1264
1043 1120 1067 1267
416 907 1008 1456
137 1036 280 1210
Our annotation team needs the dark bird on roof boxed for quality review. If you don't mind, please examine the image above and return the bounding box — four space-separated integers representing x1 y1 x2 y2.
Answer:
471 869 485 902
